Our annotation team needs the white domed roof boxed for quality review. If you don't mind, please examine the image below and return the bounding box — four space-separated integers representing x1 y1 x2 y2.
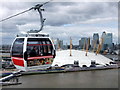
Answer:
52 50 112 67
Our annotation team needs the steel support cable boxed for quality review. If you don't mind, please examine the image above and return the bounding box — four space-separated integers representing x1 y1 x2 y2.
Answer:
0 8 33 22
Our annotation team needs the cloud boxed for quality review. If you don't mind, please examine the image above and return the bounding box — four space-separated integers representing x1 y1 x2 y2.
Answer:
0 1 118 45
79 17 117 24
43 2 118 26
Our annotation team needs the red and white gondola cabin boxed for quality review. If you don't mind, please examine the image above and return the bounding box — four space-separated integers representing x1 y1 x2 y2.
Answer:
11 33 56 71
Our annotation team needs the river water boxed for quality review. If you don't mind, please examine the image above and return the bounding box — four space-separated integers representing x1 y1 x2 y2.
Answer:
3 69 119 88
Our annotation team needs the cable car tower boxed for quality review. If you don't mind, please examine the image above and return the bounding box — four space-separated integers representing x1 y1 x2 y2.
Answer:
1 0 56 71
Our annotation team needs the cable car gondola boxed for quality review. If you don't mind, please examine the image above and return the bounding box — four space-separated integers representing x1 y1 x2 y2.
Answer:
11 33 56 71
1 1 57 71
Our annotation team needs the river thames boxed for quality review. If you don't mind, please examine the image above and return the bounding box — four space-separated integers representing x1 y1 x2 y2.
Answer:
3 68 119 88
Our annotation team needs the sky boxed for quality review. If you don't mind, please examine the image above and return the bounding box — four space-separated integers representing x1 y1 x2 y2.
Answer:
0 0 119 45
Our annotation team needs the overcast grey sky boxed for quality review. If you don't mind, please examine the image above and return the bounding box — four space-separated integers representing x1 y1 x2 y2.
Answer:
0 0 118 45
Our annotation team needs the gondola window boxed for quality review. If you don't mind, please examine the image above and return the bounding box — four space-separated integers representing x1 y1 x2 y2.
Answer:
12 38 24 58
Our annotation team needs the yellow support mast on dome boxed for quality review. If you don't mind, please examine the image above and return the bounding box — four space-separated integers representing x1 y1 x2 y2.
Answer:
70 37 72 56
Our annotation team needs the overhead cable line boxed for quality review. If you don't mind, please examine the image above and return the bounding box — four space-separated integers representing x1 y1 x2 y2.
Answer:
0 0 52 22
0 8 32 22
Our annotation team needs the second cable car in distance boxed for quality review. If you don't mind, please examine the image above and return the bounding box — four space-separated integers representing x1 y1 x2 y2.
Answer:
10 2 56 71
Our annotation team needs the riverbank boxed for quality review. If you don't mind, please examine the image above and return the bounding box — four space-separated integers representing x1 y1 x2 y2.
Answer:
3 69 119 88
1 64 119 77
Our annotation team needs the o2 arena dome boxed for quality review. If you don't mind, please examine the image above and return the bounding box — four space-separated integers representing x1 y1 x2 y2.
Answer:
52 50 113 67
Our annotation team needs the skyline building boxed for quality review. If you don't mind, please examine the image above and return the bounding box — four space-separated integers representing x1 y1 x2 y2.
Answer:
92 33 99 48
101 31 113 50
93 33 99 44
79 37 90 49
54 31 113 51
104 33 112 45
